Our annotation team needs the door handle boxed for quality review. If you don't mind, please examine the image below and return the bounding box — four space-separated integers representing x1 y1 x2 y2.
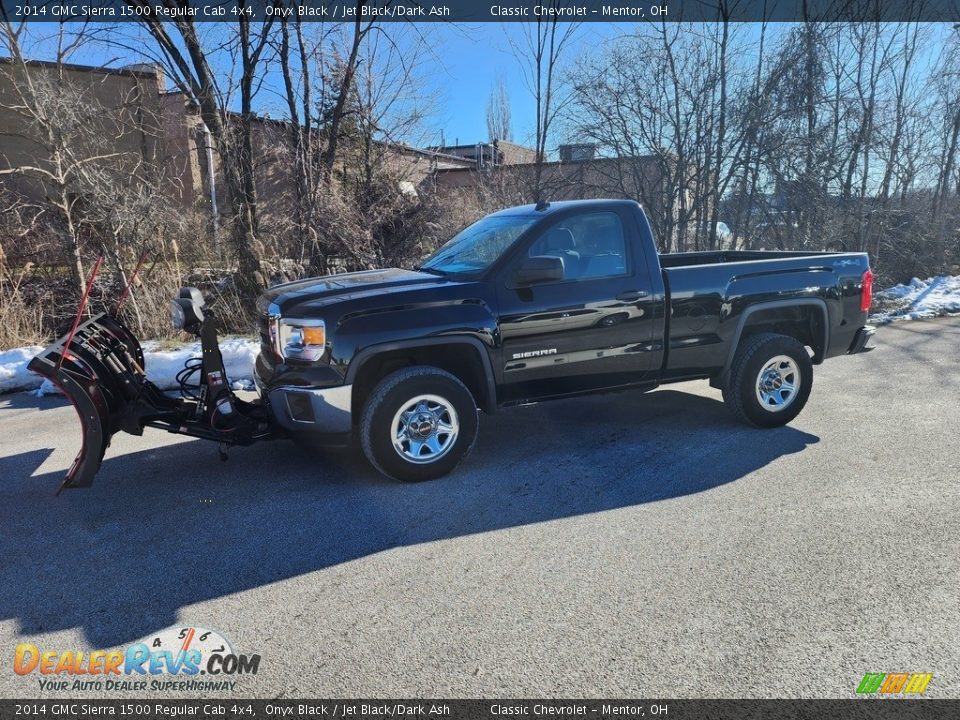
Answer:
617 290 649 302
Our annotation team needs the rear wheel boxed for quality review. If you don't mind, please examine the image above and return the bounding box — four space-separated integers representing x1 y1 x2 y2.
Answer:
722 333 813 427
360 366 479 482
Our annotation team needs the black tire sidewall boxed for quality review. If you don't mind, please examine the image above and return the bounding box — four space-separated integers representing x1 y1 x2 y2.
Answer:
362 368 478 482
736 335 813 427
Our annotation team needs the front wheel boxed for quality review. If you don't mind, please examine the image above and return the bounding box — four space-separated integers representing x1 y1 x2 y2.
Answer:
360 366 479 482
722 333 813 428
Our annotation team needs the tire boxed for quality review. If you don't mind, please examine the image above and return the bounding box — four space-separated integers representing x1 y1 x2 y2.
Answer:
360 366 479 482
722 332 813 428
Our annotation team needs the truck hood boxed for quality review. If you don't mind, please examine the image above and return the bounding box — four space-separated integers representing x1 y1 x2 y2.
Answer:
257 268 453 315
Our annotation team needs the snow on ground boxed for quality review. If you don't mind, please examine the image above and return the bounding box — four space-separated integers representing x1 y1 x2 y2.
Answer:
871 275 960 325
0 346 45 394
139 337 260 392
0 337 260 396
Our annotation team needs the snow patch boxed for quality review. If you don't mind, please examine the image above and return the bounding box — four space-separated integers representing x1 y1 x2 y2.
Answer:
0 346 45 393
140 337 260 391
2 337 260 396
871 275 960 324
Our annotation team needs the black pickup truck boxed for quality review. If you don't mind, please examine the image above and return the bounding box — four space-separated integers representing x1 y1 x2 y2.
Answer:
253 199 875 481
29 199 874 491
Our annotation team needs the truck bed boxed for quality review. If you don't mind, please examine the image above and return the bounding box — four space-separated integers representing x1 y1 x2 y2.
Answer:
659 249 844 268
657 249 870 381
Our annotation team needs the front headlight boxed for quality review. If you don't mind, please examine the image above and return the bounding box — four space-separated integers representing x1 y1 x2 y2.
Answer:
277 318 326 361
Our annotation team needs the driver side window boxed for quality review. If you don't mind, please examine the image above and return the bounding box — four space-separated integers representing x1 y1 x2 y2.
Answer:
527 212 627 282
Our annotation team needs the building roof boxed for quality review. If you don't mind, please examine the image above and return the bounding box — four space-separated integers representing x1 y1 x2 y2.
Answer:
429 142 491 150
384 142 475 165
433 154 660 174
0 57 161 79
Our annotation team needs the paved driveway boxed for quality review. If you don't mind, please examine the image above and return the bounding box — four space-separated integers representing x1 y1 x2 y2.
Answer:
1 318 957 698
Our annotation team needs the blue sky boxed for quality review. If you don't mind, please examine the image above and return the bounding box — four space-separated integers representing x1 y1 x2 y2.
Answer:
419 22 623 149
14 20 623 151
13 21 952 155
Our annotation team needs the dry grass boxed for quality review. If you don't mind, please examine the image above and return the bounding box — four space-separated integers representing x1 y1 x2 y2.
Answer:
0 261 256 349
0 264 48 348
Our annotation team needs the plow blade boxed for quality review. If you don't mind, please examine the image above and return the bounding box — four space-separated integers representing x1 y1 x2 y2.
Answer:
28 313 177 492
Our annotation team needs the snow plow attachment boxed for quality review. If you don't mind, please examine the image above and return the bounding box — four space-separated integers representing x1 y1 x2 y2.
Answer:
27 313 176 492
28 304 274 494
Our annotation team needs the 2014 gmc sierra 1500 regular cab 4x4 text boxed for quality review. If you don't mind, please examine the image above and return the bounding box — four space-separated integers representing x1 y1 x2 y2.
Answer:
253 199 876 481
30 199 876 491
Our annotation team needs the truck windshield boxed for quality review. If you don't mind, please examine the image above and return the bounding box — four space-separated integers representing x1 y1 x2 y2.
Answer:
420 215 536 276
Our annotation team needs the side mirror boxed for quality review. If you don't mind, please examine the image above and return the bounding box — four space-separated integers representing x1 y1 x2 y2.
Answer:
515 255 564 286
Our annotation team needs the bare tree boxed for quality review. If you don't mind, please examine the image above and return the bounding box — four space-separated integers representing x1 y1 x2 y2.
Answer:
486 74 512 142
272 13 440 273
510 10 580 201
0 19 198 342
930 31 960 234
320 1 377 178
120 3 274 299
565 22 739 251
0 21 143 298
705 2 732 250
275 13 330 270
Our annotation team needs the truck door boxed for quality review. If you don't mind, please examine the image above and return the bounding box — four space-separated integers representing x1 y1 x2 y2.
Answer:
496 208 659 402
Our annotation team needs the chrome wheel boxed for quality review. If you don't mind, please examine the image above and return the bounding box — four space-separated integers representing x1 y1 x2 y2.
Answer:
755 355 801 412
391 394 459 464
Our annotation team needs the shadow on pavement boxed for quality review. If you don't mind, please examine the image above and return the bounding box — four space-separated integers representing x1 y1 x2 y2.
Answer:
0 388 818 647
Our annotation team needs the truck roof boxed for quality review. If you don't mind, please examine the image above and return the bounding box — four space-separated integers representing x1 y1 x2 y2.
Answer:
489 199 642 217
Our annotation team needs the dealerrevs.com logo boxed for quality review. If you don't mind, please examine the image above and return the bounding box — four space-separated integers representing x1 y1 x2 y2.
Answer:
13 626 260 692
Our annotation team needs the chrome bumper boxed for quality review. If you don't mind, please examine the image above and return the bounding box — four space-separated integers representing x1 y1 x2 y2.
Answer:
266 384 353 434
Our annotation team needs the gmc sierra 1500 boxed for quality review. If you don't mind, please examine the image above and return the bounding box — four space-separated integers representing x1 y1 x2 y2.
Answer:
31 199 875 489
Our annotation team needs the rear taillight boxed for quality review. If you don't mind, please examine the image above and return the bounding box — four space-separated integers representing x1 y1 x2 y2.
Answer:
860 268 874 312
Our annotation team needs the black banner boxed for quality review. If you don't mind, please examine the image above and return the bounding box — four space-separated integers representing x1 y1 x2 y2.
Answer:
0 700 958 720
0 0 958 23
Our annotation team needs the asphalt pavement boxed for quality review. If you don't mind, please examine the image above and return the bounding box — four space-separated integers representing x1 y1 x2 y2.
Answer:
1 317 957 698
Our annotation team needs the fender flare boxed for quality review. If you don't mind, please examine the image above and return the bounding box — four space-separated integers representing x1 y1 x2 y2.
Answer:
716 298 830 385
345 336 498 413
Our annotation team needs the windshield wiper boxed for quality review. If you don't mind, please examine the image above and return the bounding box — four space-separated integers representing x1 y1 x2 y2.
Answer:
417 266 449 276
